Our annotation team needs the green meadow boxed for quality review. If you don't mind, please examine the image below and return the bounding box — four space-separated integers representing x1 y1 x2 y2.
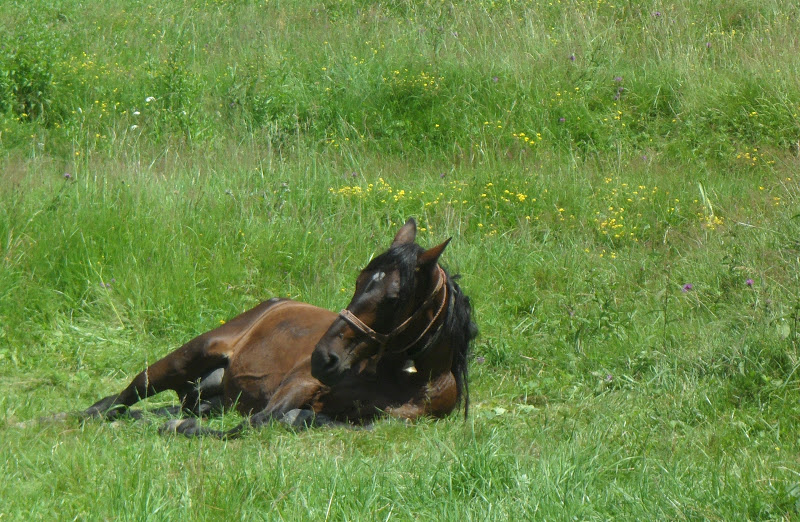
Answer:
2 0 799 518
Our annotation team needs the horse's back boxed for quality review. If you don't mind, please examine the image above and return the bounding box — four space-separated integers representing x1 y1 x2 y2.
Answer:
223 299 336 413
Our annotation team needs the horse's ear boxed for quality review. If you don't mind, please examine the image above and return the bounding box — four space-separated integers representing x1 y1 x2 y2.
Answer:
391 218 417 247
418 238 451 268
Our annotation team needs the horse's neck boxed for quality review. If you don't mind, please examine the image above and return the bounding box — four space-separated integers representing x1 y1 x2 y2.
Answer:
380 332 451 384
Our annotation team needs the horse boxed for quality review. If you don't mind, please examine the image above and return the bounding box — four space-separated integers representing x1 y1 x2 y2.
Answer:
81 218 477 437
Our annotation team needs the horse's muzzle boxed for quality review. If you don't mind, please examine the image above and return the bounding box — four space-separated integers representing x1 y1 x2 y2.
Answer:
310 347 345 385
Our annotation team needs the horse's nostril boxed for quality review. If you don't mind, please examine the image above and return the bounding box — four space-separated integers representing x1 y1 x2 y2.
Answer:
311 349 341 382
323 351 339 371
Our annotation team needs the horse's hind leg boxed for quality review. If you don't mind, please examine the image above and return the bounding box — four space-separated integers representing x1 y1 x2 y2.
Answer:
117 367 226 421
84 335 230 420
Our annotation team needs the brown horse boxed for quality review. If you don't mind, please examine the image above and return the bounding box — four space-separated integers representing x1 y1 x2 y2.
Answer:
82 218 477 437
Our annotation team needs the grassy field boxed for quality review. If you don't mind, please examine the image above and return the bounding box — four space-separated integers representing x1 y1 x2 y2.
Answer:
2 0 800 518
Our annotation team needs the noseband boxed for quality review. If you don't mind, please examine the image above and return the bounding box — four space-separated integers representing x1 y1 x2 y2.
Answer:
338 266 449 358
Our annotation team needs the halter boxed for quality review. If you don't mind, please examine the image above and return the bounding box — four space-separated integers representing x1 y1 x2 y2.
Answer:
338 266 449 359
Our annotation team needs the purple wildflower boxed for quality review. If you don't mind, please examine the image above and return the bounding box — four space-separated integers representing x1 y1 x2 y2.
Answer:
614 76 623 82
569 54 575 61
559 117 566 123
63 172 72 180
746 278 754 287
492 76 499 83
682 283 693 292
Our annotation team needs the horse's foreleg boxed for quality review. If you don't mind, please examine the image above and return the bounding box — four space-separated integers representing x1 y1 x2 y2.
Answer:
383 403 427 421
384 372 459 421
161 374 325 438
233 381 336 433
84 336 229 420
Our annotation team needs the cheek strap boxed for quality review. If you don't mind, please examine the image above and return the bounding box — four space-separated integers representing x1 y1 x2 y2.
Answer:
338 308 391 346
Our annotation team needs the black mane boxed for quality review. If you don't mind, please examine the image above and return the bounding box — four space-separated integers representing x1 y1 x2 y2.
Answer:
443 271 478 418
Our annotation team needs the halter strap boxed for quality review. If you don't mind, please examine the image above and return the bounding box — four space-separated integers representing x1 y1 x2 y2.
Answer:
388 274 448 356
338 308 390 346
338 266 448 357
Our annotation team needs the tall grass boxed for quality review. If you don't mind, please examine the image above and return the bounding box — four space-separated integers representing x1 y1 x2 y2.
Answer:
2 0 800 518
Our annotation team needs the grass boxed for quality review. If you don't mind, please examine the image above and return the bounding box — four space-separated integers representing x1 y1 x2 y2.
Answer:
2 0 800 519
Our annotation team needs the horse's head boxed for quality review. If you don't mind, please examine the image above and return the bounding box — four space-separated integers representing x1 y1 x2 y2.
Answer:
311 218 450 386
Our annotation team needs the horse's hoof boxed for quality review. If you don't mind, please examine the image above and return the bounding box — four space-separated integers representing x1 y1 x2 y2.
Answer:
282 409 316 429
159 418 196 435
